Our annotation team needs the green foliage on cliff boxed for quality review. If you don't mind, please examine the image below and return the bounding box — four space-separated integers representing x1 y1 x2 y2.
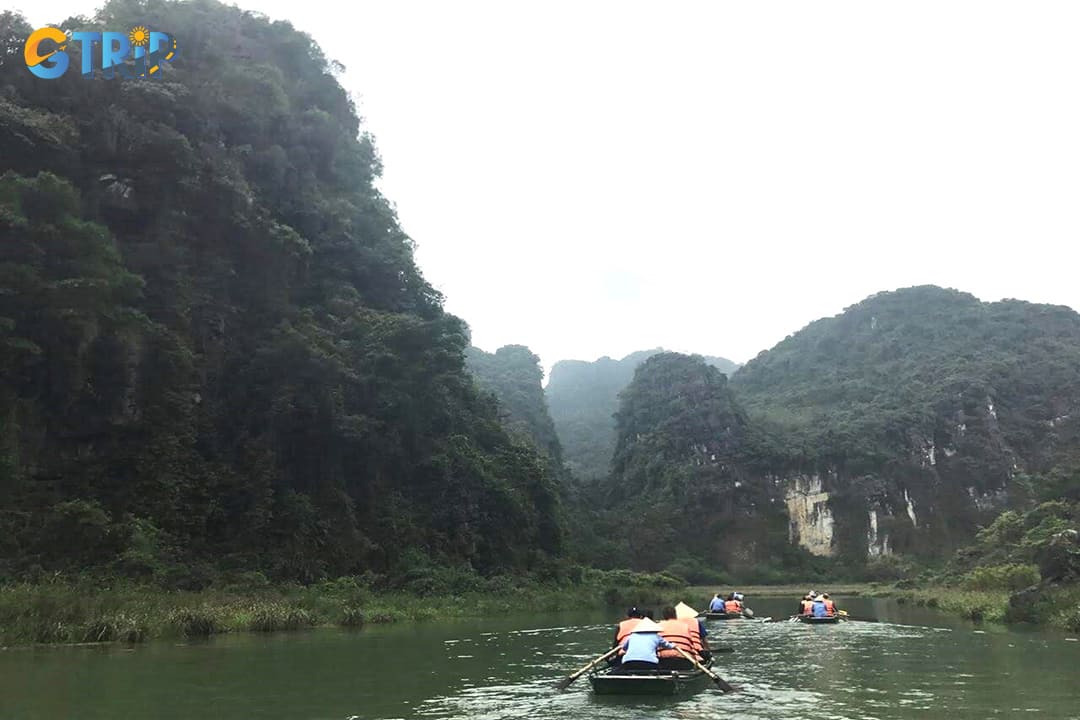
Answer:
733 286 1080 465
944 498 1080 584
581 353 803 578
546 348 739 481
0 1 562 585
464 345 563 463
732 285 1080 559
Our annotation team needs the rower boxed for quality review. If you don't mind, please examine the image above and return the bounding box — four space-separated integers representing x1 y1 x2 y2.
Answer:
674 602 711 661
811 594 829 618
723 593 742 614
618 617 676 671
733 591 753 617
797 593 814 615
821 592 837 616
708 592 725 612
657 606 698 670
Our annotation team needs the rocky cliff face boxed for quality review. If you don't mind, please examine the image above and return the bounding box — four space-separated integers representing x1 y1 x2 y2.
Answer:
785 474 835 556
736 286 1080 561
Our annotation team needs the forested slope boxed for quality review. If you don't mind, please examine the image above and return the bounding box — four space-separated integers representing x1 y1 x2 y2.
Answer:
546 348 739 481
464 345 562 463
576 353 795 579
732 286 1080 560
0 1 562 586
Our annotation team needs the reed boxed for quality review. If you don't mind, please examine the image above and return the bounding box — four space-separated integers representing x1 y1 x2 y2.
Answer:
0 570 685 647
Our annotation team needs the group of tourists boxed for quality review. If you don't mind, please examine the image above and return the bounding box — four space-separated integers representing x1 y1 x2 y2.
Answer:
611 604 710 671
708 591 748 615
796 590 839 618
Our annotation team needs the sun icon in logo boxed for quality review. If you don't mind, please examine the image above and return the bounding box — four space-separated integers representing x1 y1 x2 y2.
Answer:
128 26 150 47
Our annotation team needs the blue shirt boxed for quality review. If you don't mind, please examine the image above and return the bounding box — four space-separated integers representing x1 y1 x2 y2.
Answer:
698 619 708 638
812 600 828 617
620 632 674 664
708 597 725 612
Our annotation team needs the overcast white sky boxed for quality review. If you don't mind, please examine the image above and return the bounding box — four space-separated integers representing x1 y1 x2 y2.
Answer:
18 1 1080 375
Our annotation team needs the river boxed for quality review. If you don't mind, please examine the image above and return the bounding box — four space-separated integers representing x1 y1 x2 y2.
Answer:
1 596 1078 719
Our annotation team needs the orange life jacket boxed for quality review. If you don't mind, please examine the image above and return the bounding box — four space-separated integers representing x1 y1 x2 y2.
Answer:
724 599 741 613
657 619 697 659
615 618 640 645
682 617 703 653
823 599 836 615
800 600 813 614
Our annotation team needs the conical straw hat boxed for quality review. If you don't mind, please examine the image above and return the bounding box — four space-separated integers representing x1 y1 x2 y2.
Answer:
630 617 664 633
674 602 698 619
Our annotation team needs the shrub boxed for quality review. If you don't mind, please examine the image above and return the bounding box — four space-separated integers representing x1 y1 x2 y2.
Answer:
339 606 364 628
963 563 1040 591
861 555 915 582
168 607 217 637
248 603 315 632
1063 604 1080 633
664 557 730 586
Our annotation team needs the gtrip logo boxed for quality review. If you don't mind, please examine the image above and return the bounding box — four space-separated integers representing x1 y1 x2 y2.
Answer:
24 25 178 79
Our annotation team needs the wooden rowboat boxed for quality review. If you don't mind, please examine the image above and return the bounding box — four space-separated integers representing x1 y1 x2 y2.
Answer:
796 614 842 624
703 611 745 620
588 659 715 696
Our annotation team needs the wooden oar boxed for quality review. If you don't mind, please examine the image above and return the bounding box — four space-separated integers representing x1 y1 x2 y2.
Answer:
553 647 619 690
674 648 736 693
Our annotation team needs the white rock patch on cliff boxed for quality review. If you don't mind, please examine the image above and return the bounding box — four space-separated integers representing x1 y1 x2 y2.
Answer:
785 474 834 556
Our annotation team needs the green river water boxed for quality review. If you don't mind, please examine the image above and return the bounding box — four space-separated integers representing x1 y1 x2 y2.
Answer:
1 596 1078 719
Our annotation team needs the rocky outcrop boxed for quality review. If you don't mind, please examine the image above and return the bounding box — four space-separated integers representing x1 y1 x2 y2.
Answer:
785 474 835 556
732 286 1080 561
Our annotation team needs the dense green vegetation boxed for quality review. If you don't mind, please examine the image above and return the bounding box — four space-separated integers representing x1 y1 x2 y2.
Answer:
930 495 1080 629
1 2 1078 641
576 353 812 581
0 1 562 587
464 345 563 463
732 286 1080 559
0 568 685 645
546 348 739 480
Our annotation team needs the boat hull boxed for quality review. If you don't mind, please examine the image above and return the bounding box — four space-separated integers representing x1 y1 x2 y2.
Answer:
797 615 841 624
589 661 713 696
704 612 744 620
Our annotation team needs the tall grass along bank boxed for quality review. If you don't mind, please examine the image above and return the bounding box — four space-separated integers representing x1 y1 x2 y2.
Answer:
0 568 684 647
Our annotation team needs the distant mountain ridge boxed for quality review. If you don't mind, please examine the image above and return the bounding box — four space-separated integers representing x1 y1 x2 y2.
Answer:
546 348 741 480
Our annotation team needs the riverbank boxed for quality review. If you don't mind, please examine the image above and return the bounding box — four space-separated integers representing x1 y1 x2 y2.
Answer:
873 584 1080 631
0 570 683 647
687 582 1080 632
685 583 876 599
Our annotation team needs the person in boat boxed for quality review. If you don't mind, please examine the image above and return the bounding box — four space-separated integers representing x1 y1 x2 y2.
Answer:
732 591 753 617
618 617 676 671
612 607 643 650
821 592 838 616
796 593 814 616
723 593 743 614
674 602 711 661
708 592 725 612
810 593 829 618
657 606 699 670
